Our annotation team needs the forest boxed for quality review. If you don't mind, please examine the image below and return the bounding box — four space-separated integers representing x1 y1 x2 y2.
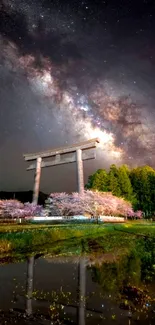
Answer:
85 165 155 218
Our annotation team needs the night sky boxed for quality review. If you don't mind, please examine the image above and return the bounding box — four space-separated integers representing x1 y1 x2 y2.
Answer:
0 0 155 193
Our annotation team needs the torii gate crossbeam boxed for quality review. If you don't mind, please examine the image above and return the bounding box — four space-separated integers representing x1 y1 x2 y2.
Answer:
23 138 100 204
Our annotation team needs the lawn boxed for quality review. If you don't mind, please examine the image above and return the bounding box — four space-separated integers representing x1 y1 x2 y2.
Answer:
0 222 154 261
114 222 155 237
0 223 107 256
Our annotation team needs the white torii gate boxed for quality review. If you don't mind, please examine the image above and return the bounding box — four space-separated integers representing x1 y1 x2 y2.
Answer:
23 139 101 325
23 138 100 204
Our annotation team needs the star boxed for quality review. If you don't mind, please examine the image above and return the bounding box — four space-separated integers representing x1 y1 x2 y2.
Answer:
0 0 155 193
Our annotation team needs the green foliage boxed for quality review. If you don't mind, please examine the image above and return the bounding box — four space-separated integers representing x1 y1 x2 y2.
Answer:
90 228 155 306
85 169 108 191
130 166 155 215
86 164 155 217
0 224 108 256
91 253 142 295
108 164 121 196
0 222 154 251
118 165 133 201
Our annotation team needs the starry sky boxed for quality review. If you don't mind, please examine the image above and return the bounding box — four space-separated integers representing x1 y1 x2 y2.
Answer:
0 0 155 193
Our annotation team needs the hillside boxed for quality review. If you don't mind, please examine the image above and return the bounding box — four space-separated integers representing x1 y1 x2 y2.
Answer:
0 191 48 206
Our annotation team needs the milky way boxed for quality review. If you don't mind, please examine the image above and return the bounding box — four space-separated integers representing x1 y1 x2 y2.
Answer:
0 0 155 191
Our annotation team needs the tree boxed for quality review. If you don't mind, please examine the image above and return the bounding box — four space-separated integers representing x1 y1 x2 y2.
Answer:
49 192 83 216
85 174 95 189
86 163 155 217
130 166 155 216
148 172 155 215
118 165 134 201
49 190 140 219
85 169 108 192
0 200 42 219
108 164 121 197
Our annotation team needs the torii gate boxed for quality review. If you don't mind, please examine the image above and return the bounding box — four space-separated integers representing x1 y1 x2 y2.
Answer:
23 138 100 204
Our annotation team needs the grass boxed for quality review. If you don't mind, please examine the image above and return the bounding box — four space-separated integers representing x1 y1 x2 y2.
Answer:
114 222 155 237
0 222 154 261
0 223 107 256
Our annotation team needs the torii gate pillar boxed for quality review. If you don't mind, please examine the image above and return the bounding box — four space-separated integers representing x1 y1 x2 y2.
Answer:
76 149 84 194
33 157 42 205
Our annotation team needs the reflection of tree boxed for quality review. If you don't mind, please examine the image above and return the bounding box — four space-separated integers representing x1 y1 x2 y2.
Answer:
90 252 155 315
20 252 155 323
91 254 141 296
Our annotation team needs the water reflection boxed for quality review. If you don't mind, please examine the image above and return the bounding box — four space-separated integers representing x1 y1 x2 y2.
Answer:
26 256 34 316
77 258 86 325
25 256 87 324
0 252 155 324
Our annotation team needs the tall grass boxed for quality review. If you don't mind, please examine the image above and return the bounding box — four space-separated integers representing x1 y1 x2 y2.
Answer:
0 224 107 254
0 222 154 260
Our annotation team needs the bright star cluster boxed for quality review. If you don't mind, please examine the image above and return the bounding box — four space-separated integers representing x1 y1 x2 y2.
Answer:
0 38 123 159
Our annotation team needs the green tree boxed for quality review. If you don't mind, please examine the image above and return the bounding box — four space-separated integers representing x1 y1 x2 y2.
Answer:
86 164 155 217
130 166 155 216
85 169 108 192
108 164 121 197
85 174 95 189
148 172 155 215
118 165 134 201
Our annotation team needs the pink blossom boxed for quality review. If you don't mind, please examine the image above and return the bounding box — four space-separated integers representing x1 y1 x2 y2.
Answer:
49 190 141 218
134 210 143 219
0 200 43 219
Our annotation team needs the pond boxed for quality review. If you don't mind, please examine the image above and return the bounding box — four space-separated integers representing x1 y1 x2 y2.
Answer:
0 251 155 324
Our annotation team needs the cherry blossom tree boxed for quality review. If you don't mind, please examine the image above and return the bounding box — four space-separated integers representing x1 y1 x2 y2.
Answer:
49 190 142 219
133 210 143 219
0 200 43 219
49 193 83 216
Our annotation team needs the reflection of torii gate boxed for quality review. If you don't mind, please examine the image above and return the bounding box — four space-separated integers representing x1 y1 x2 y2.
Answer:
23 138 100 204
26 256 87 325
